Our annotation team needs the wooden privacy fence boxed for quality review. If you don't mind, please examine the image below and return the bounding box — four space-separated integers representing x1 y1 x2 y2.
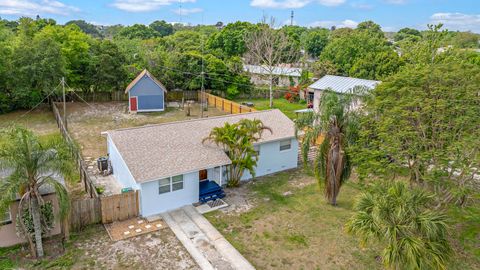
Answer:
71 90 199 102
69 198 102 231
100 191 139 224
200 92 256 114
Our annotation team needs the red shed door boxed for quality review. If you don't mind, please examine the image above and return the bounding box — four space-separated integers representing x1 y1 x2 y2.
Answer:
130 97 137 111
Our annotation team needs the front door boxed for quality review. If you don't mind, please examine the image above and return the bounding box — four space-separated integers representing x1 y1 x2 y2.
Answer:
130 96 137 111
199 169 208 181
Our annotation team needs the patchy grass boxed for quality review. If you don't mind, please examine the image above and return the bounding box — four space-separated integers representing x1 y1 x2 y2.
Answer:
0 105 58 135
205 169 480 270
234 98 307 119
1 224 198 270
206 169 382 269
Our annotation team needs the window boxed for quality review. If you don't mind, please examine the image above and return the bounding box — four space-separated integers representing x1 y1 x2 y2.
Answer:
1 207 11 225
158 175 184 194
159 178 171 194
279 139 291 151
172 175 184 191
253 145 260 156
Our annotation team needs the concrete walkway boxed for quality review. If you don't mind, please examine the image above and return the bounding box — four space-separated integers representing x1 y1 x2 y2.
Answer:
162 205 255 270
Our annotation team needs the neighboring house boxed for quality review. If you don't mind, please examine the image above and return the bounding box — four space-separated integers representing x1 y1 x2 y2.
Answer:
102 110 298 216
243 64 302 87
309 75 380 113
126 69 167 113
0 183 62 247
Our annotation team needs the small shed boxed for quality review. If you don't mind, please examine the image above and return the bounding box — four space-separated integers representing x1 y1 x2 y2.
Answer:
126 69 167 113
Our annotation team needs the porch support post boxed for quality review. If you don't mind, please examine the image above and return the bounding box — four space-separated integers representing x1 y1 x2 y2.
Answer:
220 166 223 186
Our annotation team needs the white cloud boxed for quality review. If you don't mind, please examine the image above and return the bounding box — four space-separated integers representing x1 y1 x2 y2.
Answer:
317 0 345 7
250 0 344 9
309 19 358 29
350 1 373 10
0 0 80 16
172 7 202 15
111 0 195 12
430 12 480 33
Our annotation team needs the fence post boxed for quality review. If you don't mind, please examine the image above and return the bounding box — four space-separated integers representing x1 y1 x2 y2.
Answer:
222 99 224 111
239 106 242 113
230 102 233 114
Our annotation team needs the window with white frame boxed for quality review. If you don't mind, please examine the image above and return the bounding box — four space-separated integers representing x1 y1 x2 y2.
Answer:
279 139 291 151
172 175 184 191
158 175 184 194
1 207 11 225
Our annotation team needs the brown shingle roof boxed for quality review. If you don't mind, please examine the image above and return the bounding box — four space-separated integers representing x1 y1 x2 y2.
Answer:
125 69 168 94
105 110 295 183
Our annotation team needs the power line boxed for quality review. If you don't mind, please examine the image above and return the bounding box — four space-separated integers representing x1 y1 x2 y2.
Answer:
16 81 62 121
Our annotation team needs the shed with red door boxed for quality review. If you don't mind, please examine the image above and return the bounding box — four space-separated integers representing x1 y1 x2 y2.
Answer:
126 69 167 113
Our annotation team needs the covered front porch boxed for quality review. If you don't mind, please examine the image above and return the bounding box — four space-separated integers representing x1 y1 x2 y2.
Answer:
198 165 230 203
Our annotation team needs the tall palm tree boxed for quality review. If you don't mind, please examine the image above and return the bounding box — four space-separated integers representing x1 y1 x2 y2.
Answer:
203 119 272 187
0 127 74 258
295 91 359 205
346 181 452 270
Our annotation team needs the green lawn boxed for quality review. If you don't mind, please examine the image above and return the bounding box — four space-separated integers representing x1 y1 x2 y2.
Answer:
205 169 480 270
234 98 307 119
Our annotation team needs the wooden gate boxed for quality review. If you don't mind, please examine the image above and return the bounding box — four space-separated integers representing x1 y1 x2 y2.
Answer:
100 191 140 224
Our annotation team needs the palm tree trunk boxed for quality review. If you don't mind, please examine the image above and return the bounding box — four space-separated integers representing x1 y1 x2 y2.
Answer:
31 197 44 258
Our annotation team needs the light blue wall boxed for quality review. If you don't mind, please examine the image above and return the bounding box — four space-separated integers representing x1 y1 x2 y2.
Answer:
107 136 140 190
139 171 199 217
241 137 298 180
129 75 165 111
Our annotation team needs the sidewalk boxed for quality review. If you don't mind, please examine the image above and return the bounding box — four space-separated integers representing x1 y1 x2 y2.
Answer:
162 205 255 270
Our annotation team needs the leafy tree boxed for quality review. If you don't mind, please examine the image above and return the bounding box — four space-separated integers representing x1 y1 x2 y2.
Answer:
0 127 75 258
65 20 102 38
321 27 400 79
87 40 127 92
207 21 256 57
149 20 174 37
356 20 383 37
394 27 422 42
301 28 329 58
295 91 359 205
346 181 452 270
311 59 339 78
203 119 271 187
116 24 158 39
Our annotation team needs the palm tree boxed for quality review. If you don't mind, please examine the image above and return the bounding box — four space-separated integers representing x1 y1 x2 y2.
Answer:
295 91 359 205
203 119 272 187
346 181 452 270
0 127 74 258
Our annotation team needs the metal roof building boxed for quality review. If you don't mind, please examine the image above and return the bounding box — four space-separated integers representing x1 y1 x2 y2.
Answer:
243 64 302 77
309 75 380 93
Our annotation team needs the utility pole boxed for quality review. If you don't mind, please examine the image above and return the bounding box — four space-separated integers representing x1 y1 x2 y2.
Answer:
290 10 294 26
200 13 205 118
61 77 67 129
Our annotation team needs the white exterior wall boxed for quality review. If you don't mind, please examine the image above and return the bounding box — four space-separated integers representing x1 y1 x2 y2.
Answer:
107 136 140 190
313 89 364 113
241 138 298 180
139 171 199 217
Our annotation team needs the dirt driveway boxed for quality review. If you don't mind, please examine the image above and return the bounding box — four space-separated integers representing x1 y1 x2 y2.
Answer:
65 102 227 159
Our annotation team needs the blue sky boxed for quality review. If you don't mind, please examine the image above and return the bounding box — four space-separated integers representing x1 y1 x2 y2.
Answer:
0 1 479 32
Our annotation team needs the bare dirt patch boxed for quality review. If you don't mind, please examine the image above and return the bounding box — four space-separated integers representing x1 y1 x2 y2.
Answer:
65 102 228 159
0 105 57 135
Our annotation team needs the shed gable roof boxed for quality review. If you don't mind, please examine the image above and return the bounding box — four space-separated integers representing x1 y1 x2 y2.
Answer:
309 75 380 93
104 110 296 183
125 69 168 94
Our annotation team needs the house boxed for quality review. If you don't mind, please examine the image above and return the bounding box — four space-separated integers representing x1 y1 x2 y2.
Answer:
102 110 298 216
0 183 62 247
126 69 167 113
308 75 380 112
244 64 302 87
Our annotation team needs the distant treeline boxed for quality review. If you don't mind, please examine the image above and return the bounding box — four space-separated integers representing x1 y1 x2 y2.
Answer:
0 16 478 113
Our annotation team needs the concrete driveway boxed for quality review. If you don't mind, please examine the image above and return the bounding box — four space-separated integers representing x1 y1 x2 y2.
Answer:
162 205 255 270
